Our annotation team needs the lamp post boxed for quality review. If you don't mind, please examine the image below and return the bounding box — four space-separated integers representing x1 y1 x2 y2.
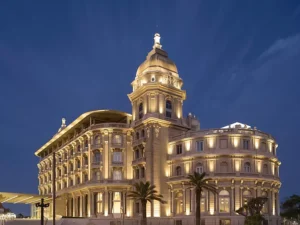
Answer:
35 198 49 225
52 152 56 225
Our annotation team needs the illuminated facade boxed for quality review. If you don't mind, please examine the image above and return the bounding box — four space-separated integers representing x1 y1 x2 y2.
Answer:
35 34 281 225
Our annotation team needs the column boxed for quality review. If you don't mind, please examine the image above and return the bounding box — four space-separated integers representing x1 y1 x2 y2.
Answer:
268 190 272 215
104 189 109 216
88 135 92 180
171 190 174 214
230 187 234 215
183 187 186 213
89 191 94 217
234 185 240 210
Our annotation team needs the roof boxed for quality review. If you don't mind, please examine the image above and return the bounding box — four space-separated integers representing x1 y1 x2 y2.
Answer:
222 122 251 129
0 192 51 204
35 109 132 156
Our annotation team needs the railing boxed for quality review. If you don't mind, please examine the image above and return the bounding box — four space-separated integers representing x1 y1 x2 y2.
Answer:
169 128 274 142
91 123 129 129
132 157 146 165
132 137 146 146
91 144 103 150
111 161 124 166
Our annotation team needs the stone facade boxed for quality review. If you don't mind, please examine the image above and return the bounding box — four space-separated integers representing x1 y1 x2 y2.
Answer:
34 34 281 225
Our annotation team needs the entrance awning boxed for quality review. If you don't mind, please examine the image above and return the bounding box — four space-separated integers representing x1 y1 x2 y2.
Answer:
0 192 51 204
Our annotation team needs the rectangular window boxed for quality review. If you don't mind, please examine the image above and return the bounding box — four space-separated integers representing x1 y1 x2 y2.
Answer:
135 169 140 179
243 139 249 150
261 142 267 151
136 202 140 214
135 150 140 159
113 152 122 162
141 167 145 178
272 145 276 155
196 141 203 152
166 111 172 118
220 139 228 149
176 144 182 154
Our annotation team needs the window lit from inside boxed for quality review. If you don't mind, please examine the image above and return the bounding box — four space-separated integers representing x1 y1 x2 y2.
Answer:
243 139 249 150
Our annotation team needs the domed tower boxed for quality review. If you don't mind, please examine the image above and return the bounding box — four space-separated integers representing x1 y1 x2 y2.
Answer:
128 34 190 218
128 33 186 123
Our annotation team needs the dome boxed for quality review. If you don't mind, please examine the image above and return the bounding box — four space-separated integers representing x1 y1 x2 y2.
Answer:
136 34 178 76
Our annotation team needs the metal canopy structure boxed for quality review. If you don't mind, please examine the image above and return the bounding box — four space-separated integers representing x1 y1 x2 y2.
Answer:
0 192 51 204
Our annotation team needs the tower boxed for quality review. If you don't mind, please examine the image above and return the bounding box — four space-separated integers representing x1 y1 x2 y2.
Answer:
128 33 189 217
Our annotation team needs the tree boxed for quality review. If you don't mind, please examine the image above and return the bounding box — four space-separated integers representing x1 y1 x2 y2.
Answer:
281 195 300 224
236 196 268 225
127 181 166 225
187 172 217 225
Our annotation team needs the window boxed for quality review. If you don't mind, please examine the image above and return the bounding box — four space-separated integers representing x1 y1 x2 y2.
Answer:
84 173 88 182
243 139 249 150
141 167 145 178
139 102 143 119
261 191 268 213
220 139 228 149
136 132 139 140
220 162 228 172
84 140 88 149
77 144 81 152
84 156 88 165
64 166 67 174
196 163 203 174
94 151 101 163
70 179 73 186
77 160 81 168
113 152 122 162
274 166 278 176
261 142 267 151
166 100 172 118
70 149 74 156
135 168 140 179
244 162 251 173
70 163 74 171
94 192 103 213
113 170 122 180
77 176 80 184
141 129 145 138
219 190 230 213
94 171 101 181
113 135 122 144
243 190 252 205
272 145 276 155
176 166 182 176
135 149 140 159
196 141 203 152
176 144 182 154
151 76 155 82
263 164 268 174
94 135 100 146
136 202 140 214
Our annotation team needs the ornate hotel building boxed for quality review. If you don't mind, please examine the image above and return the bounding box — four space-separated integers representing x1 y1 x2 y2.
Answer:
34 34 281 225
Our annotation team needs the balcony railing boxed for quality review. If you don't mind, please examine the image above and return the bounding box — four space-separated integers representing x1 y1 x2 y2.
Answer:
111 161 123 166
91 144 103 150
132 157 146 165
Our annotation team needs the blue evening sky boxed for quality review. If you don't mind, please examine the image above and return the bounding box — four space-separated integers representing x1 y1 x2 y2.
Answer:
0 0 300 215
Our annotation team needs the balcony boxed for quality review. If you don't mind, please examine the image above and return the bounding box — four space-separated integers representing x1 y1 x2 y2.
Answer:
91 144 103 150
92 161 102 168
132 137 146 147
111 161 123 166
90 179 132 185
111 142 124 148
132 157 146 165
82 147 89 153
168 175 187 182
74 151 81 157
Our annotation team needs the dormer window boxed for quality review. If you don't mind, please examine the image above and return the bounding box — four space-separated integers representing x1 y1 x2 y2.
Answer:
151 76 155 82
139 102 143 119
166 100 172 118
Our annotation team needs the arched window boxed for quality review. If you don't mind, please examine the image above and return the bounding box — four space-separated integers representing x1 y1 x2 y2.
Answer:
244 162 251 173
220 162 228 172
113 170 122 180
64 166 67 174
77 144 81 152
77 160 81 169
139 102 143 119
196 163 203 174
70 148 74 156
94 171 101 181
136 132 140 140
166 100 172 118
70 162 74 171
263 164 268 174
176 166 182 176
219 190 230 213
243 190 252 205
261 191 268 213
175 192 183 214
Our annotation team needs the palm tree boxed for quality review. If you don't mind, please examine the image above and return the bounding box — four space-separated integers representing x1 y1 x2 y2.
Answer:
187 172 217 225
127 181 166 225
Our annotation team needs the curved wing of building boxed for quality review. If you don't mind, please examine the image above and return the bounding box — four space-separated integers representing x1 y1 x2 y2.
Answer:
34 35 281 225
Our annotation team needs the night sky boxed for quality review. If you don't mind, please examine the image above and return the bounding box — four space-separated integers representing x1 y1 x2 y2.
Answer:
1 0 300 215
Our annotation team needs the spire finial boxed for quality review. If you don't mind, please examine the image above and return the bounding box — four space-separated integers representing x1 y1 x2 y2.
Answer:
153 33 162 49
62 118 66 127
